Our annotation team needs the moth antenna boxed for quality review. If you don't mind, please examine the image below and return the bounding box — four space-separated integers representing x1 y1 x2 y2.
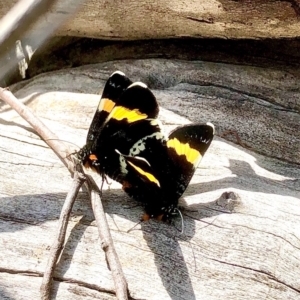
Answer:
179 211 198 271
174 211 197 271
45 138 81 150
123 203 141 210
43 138 79 160
183 238 197 272
191 240 197 272
175 208 184 235
105 176 112 189
100 173 110 196
127 219 143 233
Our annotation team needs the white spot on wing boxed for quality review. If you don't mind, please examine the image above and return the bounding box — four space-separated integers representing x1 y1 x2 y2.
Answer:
115 149 128 175
128 81 147 89
129 132 165 156
131 156 151 166
150 119 163 127
206 122 215 134
110 70 125 77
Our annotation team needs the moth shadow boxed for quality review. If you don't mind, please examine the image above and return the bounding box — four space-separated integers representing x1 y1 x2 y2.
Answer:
0 287 14 300
187 158 299 199
101 186 225 300
140 194 228 300
0 184 224 299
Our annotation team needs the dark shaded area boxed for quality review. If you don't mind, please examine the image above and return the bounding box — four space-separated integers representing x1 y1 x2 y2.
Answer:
30 37 300 75
0 288 15 300
2 37 300 87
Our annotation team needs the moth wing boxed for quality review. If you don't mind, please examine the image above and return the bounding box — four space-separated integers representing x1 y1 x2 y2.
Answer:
87 82 160 176
86 71 132 144
166 122 215 197
107 119 164 184
115 150 163 218
106 81 159 125
81 75 159 174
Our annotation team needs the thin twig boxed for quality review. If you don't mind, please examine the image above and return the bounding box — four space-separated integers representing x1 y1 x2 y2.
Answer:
0 0 58 85
0 0 58 59
40 169 86 300
0 88 129 299
86 175 129 300
0 87 72 170
0 0 85 86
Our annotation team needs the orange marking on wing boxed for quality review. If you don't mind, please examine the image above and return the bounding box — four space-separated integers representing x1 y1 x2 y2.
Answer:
122 181 132 190
102 99 115 113
84 161 91 169
155 214 164 221
89 154 98 161
142 213 151 221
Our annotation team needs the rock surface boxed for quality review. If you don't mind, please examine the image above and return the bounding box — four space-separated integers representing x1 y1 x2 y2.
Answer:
2 0 300 40
0 60 299 299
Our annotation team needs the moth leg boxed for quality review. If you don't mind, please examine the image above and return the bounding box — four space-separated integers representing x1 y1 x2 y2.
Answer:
104 174 112 190
100 173 109 195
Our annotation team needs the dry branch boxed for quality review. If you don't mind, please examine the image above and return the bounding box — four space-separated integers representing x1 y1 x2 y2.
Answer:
87 175 129 300
0 0 57 60
0 0 84 85
0 87 128 299
40 170 86 300
0 87 72 169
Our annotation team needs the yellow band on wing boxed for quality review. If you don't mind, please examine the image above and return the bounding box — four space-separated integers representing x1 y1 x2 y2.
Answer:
98 98 115 113
111 106 147 122
127 161 160 187
167 138 201 164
